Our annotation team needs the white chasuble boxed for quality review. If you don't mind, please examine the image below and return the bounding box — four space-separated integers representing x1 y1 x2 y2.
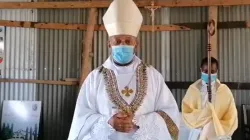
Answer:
68 56 180 140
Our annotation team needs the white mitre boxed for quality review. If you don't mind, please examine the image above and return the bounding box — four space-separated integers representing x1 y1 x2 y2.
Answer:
103 0 143 37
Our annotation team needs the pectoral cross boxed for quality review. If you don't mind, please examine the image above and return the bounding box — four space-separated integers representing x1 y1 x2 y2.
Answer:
145 0 161 32
121 86 133 97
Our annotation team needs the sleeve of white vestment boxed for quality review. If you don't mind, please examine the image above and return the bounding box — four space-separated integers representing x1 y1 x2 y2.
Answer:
67 71 115 140
132 68 180 140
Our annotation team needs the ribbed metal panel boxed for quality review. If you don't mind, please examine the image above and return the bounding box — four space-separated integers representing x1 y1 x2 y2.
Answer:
218 6 250 130
170 7 208 23
93 8 171 79
0 1 38 129
170 7 208 82
169 7 208 108
218 6 250 82
37 8 86 140
218 28 250 82
219 6 250 21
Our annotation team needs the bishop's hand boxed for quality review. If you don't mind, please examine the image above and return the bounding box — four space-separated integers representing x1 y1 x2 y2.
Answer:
108 112 138 133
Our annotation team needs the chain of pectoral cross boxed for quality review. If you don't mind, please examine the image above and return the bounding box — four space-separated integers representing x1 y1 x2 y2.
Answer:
121 72 135 97
145 0 161 32
117 67 135 97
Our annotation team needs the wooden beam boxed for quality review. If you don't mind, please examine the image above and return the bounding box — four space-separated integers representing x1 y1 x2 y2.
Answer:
0 20 190 31
80 8 98 86
0 20 90 30
141 25 190 31
247 22 250 28
0 79 78 86
0 0 250 9
218 21 249 29
64 78 79 82
1 20 250 31
173 21 250 29
208 6 218 59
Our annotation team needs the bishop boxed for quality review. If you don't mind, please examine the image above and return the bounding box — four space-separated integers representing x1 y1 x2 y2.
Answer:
68 0 180 140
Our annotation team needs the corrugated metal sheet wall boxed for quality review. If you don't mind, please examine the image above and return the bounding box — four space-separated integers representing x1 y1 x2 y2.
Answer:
218 6 250 130
0 3 37 99
37 8 86 140
169 7 208 108
0 0 38 133
0 0 87 139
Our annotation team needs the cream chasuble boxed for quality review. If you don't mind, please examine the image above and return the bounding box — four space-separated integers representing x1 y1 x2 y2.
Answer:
182 80 238 140
68 56 180 140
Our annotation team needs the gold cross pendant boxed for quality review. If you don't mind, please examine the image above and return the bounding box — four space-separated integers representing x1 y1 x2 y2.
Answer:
121 86 134 97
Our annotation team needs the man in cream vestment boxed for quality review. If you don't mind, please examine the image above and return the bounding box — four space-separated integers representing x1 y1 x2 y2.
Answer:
68 0 180 140
182 57 238 140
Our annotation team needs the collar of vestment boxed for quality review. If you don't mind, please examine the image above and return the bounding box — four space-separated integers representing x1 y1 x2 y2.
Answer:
193 79 221 92
102 55 142 75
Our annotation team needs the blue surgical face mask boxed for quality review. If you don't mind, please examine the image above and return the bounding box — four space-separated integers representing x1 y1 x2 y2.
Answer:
201 72 217 83
112 45 134 64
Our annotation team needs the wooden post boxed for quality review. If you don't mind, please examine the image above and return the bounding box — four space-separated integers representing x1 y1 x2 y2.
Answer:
208 6 218 59
247 21 250 28
80 8 98 86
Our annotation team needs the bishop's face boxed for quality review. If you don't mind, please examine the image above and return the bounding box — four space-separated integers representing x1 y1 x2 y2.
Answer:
108 35 137 47
108 35 138 65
